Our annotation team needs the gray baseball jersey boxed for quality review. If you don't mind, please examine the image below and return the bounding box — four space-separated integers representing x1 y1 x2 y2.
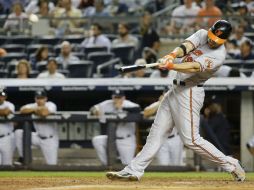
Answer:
174 29 227 86
122 29 240 179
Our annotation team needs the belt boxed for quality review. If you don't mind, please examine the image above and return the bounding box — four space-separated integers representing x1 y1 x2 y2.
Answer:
38 135 53 140
168 134 175 139
116 134 131 140
0 133 11 138
168 132 179 139
173 79 203 87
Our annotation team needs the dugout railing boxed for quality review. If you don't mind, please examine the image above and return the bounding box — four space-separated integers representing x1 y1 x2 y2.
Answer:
0 112 195 172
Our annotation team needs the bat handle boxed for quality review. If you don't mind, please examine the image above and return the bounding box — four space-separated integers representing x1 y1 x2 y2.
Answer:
145 62 160 68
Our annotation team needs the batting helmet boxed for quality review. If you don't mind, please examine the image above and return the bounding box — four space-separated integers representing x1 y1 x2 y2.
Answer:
208 20 232 45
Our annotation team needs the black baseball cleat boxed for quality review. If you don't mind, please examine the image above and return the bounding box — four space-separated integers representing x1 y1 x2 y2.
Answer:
231 161 245 182
13 157 24 166
106 171 139 181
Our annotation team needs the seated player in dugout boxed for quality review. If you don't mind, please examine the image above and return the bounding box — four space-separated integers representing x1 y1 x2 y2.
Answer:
15 90 59 165
90 90 140 166
143 90 185 166
0 89 15 165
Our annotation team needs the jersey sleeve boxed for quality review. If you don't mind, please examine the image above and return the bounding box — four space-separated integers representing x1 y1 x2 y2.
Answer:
8 102 15 113
94 100 110 113
47 102 57 113
195 45 226 72
171 7 179 23
123 100 140 108
195 55 223 72
185 29 207 49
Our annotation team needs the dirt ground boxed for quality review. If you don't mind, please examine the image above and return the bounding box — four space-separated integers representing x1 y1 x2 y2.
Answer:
0 176 254 190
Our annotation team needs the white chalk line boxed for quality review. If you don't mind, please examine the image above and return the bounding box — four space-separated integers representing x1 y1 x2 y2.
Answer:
26 184 189 190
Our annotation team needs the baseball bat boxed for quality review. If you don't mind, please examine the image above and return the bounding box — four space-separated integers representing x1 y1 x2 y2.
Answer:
119 62 160 73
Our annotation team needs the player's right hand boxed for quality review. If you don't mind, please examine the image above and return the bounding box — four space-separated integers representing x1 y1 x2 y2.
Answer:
157 53 176 66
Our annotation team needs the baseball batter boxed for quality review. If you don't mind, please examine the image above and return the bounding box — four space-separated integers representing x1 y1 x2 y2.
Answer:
91 90 140 165
0 90 15 165
15 90 58 165
107 20 245 181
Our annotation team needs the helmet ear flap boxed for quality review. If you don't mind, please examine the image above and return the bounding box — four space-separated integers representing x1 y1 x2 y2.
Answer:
210 20 232 40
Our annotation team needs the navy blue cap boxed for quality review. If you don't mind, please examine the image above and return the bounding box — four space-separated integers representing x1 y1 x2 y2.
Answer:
35 90 47 98
208 95 223 105
112 90 125 97
0 91 6 96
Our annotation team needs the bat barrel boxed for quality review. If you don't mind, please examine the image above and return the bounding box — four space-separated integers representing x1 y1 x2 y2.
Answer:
119 65 145 73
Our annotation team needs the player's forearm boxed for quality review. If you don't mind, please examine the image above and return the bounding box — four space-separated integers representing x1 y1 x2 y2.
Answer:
90 106 100 116
35 107 51 117
20 108 35 114
172 62 201 73
171 41 195 58
143 107 157 118
0 109 12 116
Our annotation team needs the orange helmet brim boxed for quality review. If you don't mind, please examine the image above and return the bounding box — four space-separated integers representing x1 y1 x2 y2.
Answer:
208 30 226 45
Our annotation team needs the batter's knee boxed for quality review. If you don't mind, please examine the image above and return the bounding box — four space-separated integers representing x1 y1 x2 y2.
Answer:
181 137 197 149
182 136 203 149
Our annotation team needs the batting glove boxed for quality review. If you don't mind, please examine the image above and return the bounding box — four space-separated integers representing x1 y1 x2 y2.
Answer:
158 62 174 70
157 52 176 70
158 52 176 65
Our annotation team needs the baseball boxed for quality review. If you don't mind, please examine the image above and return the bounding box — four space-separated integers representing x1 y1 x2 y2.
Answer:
29 14 39 23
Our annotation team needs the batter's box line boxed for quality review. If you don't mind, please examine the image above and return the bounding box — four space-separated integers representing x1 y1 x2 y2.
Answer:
25 184 185 190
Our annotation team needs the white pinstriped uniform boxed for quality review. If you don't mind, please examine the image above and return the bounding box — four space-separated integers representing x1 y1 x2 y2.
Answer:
0 101 15 165
15 102 58 165
92 99 139 165
122 29 239 179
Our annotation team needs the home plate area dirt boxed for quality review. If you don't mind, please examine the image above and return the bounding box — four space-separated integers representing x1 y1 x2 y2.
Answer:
0 175 254 190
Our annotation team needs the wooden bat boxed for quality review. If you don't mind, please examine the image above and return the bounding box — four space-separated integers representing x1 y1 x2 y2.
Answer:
119 62 160 73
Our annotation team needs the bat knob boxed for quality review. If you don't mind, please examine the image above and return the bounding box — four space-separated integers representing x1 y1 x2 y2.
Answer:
118 67 124 72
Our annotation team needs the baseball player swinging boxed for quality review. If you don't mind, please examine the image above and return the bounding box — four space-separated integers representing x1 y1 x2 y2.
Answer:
106 20 245 181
